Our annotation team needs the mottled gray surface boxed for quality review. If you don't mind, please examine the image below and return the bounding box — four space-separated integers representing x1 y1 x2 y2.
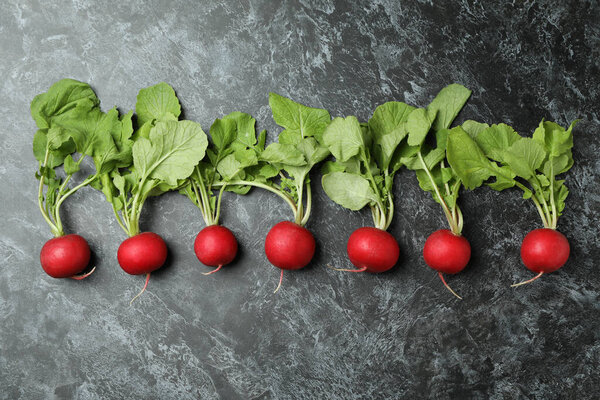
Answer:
1 0 599 399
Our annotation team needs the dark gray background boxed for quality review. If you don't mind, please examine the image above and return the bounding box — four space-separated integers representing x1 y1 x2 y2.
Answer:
1 0 599 399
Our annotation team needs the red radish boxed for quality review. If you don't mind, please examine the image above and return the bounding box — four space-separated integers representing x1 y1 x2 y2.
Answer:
194 225 238 275
118 232 167 274
265 221 315 292
40 234 95 279
117 232 167 304
512 228 570 286
335 227 399 273
423 229 471 299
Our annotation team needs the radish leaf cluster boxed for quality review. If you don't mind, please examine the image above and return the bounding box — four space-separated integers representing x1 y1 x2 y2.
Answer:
94 83 208 237
447 120 576 229
32 79 133 237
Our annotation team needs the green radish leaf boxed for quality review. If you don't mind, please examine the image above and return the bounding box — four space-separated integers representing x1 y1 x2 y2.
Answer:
486 166 517 191
257 129 267 151
323 116 365 162
233 148 259 168
217 153 244 180
368 101 415 142
555 182 569 214
322 172 377 211
269 92 331 144
462 120 489 139
532 120 575 157
31 79 99 130
223 111 258 148
210 117 237 151
247 163 279 182
282 165 310 182
391 141 420 172
91 109 135 174
47 126 75 151
446 126 499 189
63 154 79 175
475 123 521 161
136 82 181 127
261 143 306 166
296 137 330 165
406 108 435 146
542 154 570 178
33 129 76 168
502 138 547 179
321 160 347 175
403 147 445 171
434 128 451 151
376 126 408 170
31 78 133 236
426 83 472 131
225 184 252 195
133 120 208 186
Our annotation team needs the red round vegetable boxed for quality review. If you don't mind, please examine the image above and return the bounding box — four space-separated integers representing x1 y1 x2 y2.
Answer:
345 227 399 273
521 228 570 273
423 229 471 274
117 232 167 275
265 221 315 270
512 228 570 287
40 234 93 279
118 232 168 304
194 225 238 275
265 221 315 293
423 229 471 299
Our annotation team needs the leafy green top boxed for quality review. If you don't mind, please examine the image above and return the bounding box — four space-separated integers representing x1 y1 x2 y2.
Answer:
179 111 277 226
31 79 132 237
222 93 332 226
93 83 208 236
447 120 576 229
399 84 472 234
321 84 472 233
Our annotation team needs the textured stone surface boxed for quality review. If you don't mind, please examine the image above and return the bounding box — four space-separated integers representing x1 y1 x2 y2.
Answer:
1 0 599 399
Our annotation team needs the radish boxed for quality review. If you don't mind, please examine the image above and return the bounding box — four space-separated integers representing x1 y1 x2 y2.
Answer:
117 232 168 275
514 228 570 286
447 119 577 287
117 232 168 303
344 227 399 273
32 79 131 281
179 112 267 276
40 234 95 279
265 221 316 292
94 83 208 303
423 229 471 298
321 115 402 274
194 225 238 274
